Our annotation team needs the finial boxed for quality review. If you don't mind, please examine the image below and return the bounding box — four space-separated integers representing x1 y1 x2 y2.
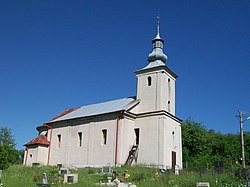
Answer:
156 16 161 39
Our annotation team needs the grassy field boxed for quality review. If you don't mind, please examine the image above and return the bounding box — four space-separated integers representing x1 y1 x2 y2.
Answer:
0 165 246 187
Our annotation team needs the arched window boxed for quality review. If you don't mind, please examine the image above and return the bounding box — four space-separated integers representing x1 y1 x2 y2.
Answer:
78 132 82 147
102 129 107 145
57 134 61 148
147 76 152 86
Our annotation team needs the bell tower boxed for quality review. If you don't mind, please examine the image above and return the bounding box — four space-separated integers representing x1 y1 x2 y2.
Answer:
135 18 178 115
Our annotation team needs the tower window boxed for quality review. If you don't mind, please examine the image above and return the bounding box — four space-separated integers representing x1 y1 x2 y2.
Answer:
168 101 171 112
147 76 152 86
78 132 82 147
102 129 107 145
57 134 61 148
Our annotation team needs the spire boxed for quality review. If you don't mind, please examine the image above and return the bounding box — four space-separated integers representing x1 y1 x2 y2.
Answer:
155 16 161 39
147 17 168 64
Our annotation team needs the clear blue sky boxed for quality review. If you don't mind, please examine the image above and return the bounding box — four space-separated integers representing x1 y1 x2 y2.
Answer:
0 0 250 150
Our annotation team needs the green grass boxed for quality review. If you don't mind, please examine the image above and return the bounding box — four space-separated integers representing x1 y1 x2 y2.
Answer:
0 165 246 187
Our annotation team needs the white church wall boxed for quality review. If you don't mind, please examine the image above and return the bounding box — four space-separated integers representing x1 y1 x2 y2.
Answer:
25 145 38 166
91 117 117 166
48 114 125 167
37 145 49 166
136 72 158 113
136 69 176 116
117 117 136 164
157 71 176 115
164 117 182 169
134 115 160 165
134 114 182 169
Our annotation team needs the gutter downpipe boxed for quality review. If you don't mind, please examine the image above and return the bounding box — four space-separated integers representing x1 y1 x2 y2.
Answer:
44 124 52 166
115 111 123 166
24 147 28 166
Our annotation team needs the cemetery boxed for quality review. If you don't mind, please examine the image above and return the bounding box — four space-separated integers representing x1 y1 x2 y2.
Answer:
0 164 250 187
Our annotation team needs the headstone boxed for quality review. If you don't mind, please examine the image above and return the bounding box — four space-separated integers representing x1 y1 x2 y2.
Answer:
175 165 179 175
36 185 50 187
101 166 112 175
247 181 250 187
64 174 78 184
242 168 249 181
214 161 223 174
59 167 69 176
0 170 2 179
42 173 47 184
196 182 210 187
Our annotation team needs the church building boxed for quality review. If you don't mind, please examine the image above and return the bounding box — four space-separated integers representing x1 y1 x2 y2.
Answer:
23 20 183 169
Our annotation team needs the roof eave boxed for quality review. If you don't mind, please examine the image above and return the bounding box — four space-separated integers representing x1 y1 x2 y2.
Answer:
135 65 178 79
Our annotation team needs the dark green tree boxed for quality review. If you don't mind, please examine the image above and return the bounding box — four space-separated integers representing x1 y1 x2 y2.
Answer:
0 127 20 170
182 119 243 170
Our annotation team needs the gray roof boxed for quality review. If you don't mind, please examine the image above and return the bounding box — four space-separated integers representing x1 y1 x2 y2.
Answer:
49 97 139 123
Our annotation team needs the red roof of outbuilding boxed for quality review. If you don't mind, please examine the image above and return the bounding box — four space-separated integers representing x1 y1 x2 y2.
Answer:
24 134 50 146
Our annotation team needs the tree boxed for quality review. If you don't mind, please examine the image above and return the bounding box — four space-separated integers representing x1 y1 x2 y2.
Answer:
0 127 19 170
182 119 243 170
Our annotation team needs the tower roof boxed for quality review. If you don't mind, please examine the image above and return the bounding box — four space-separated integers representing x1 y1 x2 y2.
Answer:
147 17 168 68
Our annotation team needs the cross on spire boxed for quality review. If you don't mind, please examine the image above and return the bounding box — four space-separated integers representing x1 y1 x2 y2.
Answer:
156 16 161 39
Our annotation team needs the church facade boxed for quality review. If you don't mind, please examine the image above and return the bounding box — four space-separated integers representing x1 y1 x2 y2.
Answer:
24 20 182 169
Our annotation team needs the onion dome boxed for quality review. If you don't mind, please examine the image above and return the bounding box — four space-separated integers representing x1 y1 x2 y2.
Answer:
148 17 168 63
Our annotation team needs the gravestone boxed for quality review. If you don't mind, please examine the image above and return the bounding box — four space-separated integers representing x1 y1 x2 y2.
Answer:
101 166 113 175
0 170 2 179
242 168 249 181
247 181 250 187
59 167 69 176
196 182 210 187
36 185 50 187
42 173 47 184
64 174 78 184
214 161 223 174
175 165 180 175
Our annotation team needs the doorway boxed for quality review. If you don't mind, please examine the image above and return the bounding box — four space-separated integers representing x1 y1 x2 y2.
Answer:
172 151 176 169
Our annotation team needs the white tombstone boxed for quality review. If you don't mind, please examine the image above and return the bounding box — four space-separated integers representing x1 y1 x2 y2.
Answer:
42 173 48 184
175 165 179 175
64 173 78 184
197 182 210 187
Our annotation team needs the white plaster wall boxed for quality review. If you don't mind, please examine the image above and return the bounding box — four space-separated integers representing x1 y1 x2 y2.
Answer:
157 71 176 115
117 117 136 164
49 124 70 165
91 117 117 165
134 114 182 168
136 72 157 113
37 146 48 166
47 114 135 167
136 69 176 115
134 116 159 165
164 117 182 169
25 146 38 166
